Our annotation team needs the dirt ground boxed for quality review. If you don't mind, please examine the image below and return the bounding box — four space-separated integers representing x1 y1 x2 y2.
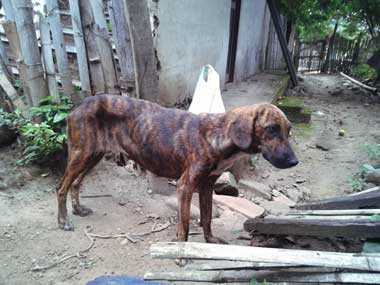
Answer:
1 74 380 285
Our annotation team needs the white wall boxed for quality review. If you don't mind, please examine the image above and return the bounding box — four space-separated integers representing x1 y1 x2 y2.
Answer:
151 0 231 106
234 0 270 81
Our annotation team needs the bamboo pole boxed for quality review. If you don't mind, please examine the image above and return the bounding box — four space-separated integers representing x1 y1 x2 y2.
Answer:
46 0 81 105
68 0 91 97
39 11 60 104
340 72 377 93
13 0 48 106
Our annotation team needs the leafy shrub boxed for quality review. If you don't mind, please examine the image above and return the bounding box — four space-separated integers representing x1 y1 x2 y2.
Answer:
365 143 380 163
349 177 365 192
351 64 377 81
0 108 27 131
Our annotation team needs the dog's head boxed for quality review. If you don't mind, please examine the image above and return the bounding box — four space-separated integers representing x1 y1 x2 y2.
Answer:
229 104 298 169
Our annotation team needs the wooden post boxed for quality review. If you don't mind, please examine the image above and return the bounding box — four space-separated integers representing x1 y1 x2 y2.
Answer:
68 0 92 97
46 0 80 105
322 20 339 73
89 0 120 94
39 12 60 104
13 0 48 106
108 0 135 95
2 0 32 106
79 0 106 94
123 0 159 102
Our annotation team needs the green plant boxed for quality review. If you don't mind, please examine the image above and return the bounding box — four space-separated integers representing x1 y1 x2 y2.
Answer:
365 143 380 162
351 64 377 81
0 108 27 131
250 279 269 285
18 96 73 165
371 214 380 221
349 177 365 192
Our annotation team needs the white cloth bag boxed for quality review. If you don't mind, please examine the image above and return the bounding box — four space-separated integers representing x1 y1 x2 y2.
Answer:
188 65 225 114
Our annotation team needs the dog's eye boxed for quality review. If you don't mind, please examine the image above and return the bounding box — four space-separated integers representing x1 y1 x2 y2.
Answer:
265 125 280 135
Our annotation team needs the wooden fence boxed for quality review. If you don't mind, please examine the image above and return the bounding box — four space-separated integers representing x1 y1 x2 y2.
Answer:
0 0 145 109
296 35 377 74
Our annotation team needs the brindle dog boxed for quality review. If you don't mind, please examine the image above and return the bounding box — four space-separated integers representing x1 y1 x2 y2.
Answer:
57 95 298 243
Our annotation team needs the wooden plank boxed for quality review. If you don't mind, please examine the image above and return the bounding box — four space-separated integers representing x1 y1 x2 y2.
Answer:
184 261 301 271
46 0 80 104
108 0 135 95
123 0 159 102
270 214 375 221
68 0 91 97
13 0 49 106
89 0 120 94
213 195 265 219
244 217 380 238
79 0 106 94
290 209 380 216
0 69 26 111
340 72 377 92
144 270 380 284
150 242 380 272
295 187 380 210
349 186 380 197
39 12 59 104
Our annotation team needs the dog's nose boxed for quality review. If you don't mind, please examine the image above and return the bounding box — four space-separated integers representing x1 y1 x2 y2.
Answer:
288 158 298 167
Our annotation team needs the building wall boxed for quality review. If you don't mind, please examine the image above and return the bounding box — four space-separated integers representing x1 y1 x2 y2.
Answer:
234 0 270 81
151 0 271 106
151 0 231 106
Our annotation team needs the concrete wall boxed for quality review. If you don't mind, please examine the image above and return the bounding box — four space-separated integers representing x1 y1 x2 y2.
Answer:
234 0 270 81
151 0 231 106
151 0 271 106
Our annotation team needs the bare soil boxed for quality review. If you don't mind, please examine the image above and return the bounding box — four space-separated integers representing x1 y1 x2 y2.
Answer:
0 74 379 285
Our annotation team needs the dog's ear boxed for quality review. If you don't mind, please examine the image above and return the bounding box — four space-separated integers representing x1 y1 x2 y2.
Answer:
229 115 254 149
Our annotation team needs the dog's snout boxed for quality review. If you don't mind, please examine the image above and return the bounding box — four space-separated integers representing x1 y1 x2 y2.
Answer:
287 157 298 167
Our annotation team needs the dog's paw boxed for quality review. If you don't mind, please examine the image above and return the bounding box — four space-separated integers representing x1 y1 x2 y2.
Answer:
72 205 93 217
205 236 228 244
59 220 74 231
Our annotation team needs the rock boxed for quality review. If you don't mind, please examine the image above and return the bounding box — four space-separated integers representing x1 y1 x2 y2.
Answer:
214 172 239 197
147 172 175 196
239 179 272 200
315 131 332 151
213 195 265 219
366 172 380 186
0 125 17 147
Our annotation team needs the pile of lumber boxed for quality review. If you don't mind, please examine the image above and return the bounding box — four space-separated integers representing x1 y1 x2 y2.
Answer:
244 186 380 239
145 242 380 283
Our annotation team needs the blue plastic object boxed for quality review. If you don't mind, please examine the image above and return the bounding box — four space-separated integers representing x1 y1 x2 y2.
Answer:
86 276 167 285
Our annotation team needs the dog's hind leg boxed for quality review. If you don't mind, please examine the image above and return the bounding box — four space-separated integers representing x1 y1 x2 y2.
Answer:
71 153 104 217
199 177 228 244
57 149 96 231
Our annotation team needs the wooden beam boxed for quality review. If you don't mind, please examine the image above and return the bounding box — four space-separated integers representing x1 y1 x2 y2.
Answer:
39 11 60 104
123 0 159 102
68 0 91 97
244 217 380 238
295 187 380 210
290 209 380 216
184 261 301 271
145 270 380 284
340 72 377 93
150 242 380 272
89 0 120 94
108 0 135 95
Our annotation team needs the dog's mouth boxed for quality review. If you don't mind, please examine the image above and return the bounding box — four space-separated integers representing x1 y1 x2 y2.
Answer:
262 148 298 169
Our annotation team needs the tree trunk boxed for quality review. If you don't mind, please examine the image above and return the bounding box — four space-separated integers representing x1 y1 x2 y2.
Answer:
46 0 80 105
68 0 91 97
123 0 159 102
89 0 120 94
39 12 60 104
13 0 48 106
108 0 135 95
321 20 339 73
287 19 296 59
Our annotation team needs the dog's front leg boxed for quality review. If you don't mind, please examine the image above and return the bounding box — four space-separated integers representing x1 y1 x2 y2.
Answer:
199 178 228 244
176 176 194 242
